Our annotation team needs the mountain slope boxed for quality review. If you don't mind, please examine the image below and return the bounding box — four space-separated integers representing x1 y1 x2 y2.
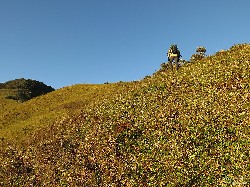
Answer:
0 82 131 141
0 44 249 186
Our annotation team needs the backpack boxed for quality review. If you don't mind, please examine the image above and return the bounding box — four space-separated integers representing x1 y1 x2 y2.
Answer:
170 45 178 54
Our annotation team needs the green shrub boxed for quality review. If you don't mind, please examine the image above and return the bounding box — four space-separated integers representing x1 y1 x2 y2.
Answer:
190 46 207 62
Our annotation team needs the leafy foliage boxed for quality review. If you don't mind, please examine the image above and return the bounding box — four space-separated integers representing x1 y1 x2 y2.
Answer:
190 46 207 62
196 46 207 54
0 44 249 186
159 62 170 72
0 78 55 102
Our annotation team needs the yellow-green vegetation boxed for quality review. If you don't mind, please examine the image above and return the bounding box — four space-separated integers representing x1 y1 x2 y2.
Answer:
0 44 249 186
0 83 129 142
0 89 20 111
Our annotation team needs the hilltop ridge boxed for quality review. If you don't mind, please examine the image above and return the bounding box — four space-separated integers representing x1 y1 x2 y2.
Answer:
0 78 54 102
0 44 249 186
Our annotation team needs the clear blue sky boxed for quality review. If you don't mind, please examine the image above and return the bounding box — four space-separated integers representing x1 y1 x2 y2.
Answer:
0 0 249 89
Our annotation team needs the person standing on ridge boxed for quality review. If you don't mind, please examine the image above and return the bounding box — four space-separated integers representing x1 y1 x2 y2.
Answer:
167 44 181 71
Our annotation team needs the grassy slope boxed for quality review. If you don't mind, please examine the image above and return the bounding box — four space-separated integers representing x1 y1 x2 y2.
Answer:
0 89 20 112
0 83 131 141
0 44 249 186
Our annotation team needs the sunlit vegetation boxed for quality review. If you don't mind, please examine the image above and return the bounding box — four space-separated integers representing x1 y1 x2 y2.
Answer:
0 44 249 186
190 46 207 62
0 82 129 142
196 46 207 56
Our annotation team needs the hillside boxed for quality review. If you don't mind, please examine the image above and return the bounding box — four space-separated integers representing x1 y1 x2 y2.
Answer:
0 78 55 102
0 44 249 186
0 82 131 141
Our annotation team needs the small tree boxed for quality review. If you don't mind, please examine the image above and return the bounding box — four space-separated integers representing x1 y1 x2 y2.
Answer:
196 46 206 57
190 46 207 62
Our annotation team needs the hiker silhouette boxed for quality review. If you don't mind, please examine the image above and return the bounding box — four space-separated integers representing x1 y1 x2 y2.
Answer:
167 45 181 71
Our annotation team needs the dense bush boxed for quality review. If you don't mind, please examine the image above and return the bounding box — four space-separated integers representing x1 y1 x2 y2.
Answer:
196 46 206 54
190 46 207 62
0 78 54 102
190 53 205 62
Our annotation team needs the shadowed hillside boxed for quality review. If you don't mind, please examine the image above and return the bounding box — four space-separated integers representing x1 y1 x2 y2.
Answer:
0 78 55 102
0 44 249 186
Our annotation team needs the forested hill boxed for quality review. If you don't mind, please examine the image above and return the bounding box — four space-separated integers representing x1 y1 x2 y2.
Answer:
0 44 249 186
0 78 54 102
